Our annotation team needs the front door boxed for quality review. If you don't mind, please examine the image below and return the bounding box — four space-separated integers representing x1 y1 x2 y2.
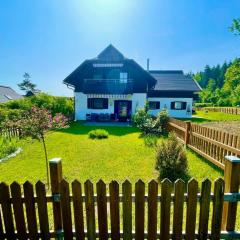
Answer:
114 100 132 121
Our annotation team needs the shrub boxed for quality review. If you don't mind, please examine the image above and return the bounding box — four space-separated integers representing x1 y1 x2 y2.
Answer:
154 109 169 133
194 102 213 108
0 137 18 159
88 129 109 139
1 92 74 117
155 133 188 181
143 134 158 147
133 108 169 135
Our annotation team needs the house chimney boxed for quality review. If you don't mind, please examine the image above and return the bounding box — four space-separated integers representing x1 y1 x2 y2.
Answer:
147 58 150 71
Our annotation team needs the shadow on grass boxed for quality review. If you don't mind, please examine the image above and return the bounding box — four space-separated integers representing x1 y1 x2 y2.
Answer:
187 147 224 176
56 121 140 136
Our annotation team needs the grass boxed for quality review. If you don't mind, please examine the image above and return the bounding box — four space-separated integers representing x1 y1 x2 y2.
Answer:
0 122 239 231
0 122 223 185
181 110 240 123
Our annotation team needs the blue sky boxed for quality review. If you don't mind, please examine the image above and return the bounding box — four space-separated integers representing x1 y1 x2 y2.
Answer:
0 0 239 96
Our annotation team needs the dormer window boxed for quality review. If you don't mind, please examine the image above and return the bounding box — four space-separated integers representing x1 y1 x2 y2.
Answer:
120 72 128 83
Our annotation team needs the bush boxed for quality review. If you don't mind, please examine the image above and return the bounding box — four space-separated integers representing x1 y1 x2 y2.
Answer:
0 108 24 127
155 133 188 181
154 109 169 133
143 134 158 147
1 92 74 117
0 137 18 159
88 129 109 139
132 108 169 135
194 102 213 108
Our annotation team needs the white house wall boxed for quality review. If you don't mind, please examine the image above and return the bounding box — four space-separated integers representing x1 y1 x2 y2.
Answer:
132 93 147 113
148 97 192 118
75 92 192 120
75 92 147 120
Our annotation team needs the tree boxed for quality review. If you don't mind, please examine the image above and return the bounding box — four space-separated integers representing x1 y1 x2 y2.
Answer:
18 73 37 93
9 107 68 187
224 59 240 91
230 18 240 36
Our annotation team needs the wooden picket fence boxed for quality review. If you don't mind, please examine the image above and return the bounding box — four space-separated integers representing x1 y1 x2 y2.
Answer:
167 118 240 170
0 127 20 139
200 107 240 115
0 158 240 239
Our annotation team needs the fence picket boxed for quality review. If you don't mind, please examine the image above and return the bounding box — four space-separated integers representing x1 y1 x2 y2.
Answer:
72 180 85 240
147 180 158 240
160 179 172 240
23 181 38 240
0 207 3 240
109 181 120 240
36 181 50 240
10 182 27 239
172 179 185 240
84 180 96 240
211 178 224 240
60 179 73 239
97 180 108 240
122 180 132 240
0 183 15 239
185 179 198 240
135 180 145 240
198 179 211 240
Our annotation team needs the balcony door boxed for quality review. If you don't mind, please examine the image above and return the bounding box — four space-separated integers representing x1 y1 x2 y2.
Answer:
114 100 132 121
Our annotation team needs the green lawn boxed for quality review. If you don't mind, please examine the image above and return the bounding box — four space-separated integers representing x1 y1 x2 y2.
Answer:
0 122 223 185
182 110 240 123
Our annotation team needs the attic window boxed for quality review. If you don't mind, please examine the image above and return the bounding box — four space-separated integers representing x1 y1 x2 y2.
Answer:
120 72 128 83
4 94 13 100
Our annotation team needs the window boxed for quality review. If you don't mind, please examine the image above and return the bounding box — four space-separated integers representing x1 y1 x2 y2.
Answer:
87 98 108 109
149 101 160 110
171 101 187 110
120 72 128 83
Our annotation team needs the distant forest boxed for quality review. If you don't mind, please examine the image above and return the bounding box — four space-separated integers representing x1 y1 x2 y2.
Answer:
191 58 240 106
190 17 240 107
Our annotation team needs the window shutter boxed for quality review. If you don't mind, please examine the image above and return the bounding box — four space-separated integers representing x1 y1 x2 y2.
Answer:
87 98 91 108
156 102 160 109
171 102 175 109
103 99 108 109
182 102 187 110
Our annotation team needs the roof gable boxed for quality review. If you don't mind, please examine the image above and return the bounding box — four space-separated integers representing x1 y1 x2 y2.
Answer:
97 44 125 62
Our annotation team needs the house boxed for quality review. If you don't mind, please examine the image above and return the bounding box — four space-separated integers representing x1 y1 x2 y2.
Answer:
63 44 201 121
0 85 23 103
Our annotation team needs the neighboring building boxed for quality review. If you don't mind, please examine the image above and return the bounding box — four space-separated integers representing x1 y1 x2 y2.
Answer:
0 85 23 103
63 44 201 121
25 90 40 97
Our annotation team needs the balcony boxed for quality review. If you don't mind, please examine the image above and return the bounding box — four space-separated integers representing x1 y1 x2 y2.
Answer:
82 79 133 94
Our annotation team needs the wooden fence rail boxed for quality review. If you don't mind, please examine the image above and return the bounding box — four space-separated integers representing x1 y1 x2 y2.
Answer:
0 157 240 239
199 107 240 115
167 118 240 170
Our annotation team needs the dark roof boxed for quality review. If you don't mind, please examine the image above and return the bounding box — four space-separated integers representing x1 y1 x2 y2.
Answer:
0 86 23 103
149 70 201 92
96 44 125 62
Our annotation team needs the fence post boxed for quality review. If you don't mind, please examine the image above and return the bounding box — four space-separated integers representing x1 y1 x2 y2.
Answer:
49 158 63 239
221 156 240 231
185 121 191 145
